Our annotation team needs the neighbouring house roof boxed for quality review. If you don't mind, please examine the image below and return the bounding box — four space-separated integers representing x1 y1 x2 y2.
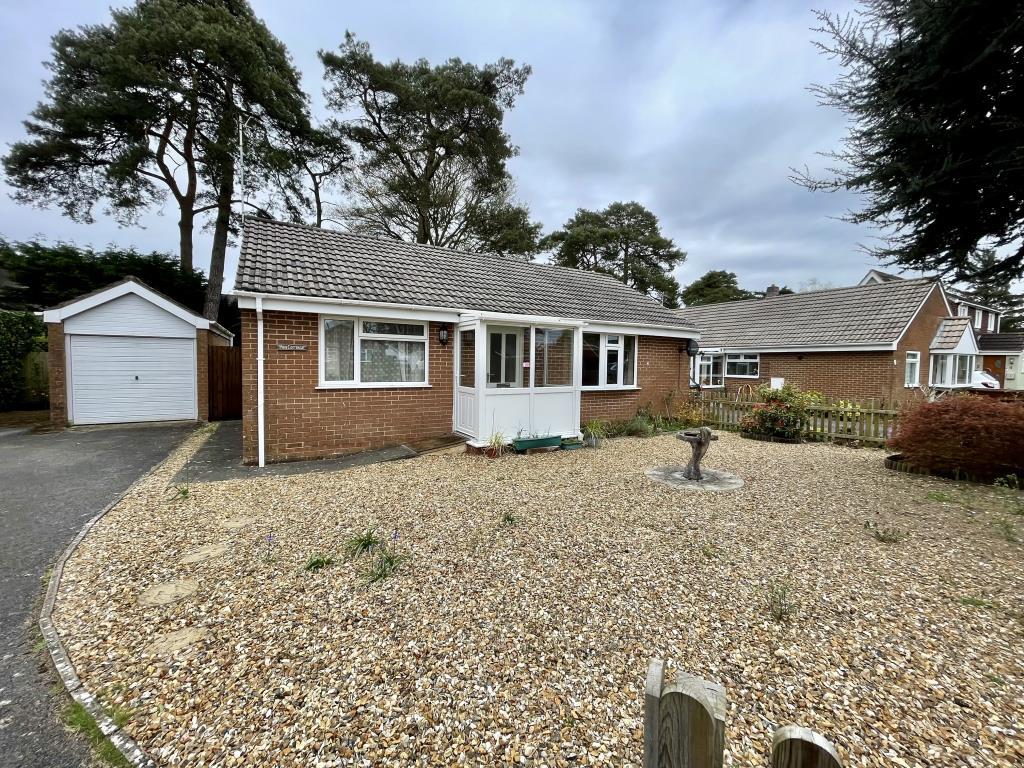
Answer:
858 268 905 285
945 288 1002 314
676 278 940 350
41 277 233 340
234 218 695 330
930 317 975 351
978 332 1024 353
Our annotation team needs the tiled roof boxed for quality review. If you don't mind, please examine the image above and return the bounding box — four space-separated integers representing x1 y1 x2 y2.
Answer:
235 219 694 329
978 332 1024 352
930 317 974 350
676 278 938 348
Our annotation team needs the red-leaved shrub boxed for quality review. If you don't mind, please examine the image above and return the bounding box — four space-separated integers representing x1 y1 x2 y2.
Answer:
888 395 1024 480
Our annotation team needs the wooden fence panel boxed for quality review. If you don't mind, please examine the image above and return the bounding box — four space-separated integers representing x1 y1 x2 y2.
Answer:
208 346 242 421
694 392 899 445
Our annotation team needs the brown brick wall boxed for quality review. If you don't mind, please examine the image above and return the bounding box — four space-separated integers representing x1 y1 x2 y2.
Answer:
581 335 690 423
241 310 455 464
895 285 949 399
718 351 898 402
46 323 66 426
196 330 210 421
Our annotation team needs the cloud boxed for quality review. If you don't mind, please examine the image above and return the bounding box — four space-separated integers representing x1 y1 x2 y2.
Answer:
0 0 872 295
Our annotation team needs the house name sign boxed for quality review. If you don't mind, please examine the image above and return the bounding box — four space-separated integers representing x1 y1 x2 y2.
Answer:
276 343 308 351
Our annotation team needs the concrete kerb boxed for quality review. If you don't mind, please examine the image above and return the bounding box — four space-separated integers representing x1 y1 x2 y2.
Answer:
38 439 193 768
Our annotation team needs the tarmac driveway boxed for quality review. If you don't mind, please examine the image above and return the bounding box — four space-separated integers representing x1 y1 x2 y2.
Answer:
0 422 194 767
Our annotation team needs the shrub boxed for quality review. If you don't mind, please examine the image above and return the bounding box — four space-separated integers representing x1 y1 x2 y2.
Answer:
675 399 704 428
888 395 1024 481
624 414 655 437
0 310 46 409
741 383 821 440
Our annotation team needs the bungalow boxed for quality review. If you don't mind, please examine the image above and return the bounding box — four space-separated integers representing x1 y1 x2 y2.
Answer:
676 276 968 402
233 219 698 465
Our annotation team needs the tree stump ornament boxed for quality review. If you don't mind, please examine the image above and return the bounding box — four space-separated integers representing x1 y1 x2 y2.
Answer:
677 427 716 481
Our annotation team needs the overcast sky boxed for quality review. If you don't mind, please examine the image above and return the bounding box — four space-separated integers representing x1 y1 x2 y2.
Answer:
0 0 888 294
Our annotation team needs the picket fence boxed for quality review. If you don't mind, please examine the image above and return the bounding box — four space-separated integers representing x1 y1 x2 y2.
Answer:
695 392 901 445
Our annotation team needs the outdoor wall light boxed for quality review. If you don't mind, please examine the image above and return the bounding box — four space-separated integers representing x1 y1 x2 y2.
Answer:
438 325 451 346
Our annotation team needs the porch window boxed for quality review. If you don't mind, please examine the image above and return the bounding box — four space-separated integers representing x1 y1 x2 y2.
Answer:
581 333 638 389
699 353 724 387
458 329 475 388
320 315 427 386
904 351 920 387
534 328 574 387
725 353 759 378
487 326 528 388
582 333 600 386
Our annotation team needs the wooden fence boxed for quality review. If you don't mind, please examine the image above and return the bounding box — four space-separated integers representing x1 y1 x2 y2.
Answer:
208 346 242 421
696 392 901 446
645 659 843 768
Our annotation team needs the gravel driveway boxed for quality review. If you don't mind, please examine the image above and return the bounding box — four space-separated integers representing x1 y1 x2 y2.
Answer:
0 422 194 768
54 430 1023 766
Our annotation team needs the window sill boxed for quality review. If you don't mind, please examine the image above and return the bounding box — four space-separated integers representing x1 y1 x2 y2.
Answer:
581 385 641 392
316 382 432 390
724 374 760 379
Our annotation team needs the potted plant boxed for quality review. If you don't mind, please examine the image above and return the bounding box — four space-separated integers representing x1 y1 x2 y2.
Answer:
484 431 507 458
582 419 607 448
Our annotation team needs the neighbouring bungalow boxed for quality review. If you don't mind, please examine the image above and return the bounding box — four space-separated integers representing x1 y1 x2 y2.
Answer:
233 219 699 465
676 276 982 402
978 332 1024 391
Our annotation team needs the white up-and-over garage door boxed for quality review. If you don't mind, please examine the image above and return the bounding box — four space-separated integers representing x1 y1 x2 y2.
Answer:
67 335 197 424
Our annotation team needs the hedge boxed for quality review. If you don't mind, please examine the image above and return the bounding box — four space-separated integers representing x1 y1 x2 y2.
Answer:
0 310 46 409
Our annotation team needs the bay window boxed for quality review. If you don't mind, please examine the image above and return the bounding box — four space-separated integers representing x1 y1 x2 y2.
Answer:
581 332 638 389
929 353 977 388
320 316 427 386
725 353 759 378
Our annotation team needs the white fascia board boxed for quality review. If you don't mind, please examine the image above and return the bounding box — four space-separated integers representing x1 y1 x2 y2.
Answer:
234 291 700 338
707 343 896 353
43 281 210 329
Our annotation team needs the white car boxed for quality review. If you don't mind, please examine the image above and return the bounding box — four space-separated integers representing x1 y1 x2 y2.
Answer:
972 370 1000 389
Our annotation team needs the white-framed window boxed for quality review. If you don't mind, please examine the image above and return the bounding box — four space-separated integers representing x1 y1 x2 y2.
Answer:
487 325 527 388
904 351 920 387
581 332 637 389
972 309 982 329
987 313 996 332
725 353 759 378
320 315 428 387
699 353 724 388
957 304 968 317
929 352 976 388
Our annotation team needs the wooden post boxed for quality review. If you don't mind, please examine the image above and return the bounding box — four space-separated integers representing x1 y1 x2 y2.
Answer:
771 725 843 768
644 659 725 768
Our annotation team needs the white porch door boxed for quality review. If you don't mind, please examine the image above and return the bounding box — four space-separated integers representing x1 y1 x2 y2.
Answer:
454 323 479 437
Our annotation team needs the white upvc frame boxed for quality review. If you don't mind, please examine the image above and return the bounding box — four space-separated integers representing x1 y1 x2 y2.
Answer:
904 351 921 388
724 352 760 378
698 353 725 388
318 314 430 388
928 352 976 388
580 332 639 390
987 313 996 332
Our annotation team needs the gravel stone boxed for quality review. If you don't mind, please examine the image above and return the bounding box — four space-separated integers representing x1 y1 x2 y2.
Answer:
53 428 1024 767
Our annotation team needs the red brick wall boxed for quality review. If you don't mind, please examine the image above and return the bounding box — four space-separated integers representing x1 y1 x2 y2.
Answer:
196 330 210 422
46 323 66 426
718 351 897 402
241 310 455 464
581 335 690 423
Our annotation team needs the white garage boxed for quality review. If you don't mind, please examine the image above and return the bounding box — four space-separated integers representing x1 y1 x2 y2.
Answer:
42 278 233 425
